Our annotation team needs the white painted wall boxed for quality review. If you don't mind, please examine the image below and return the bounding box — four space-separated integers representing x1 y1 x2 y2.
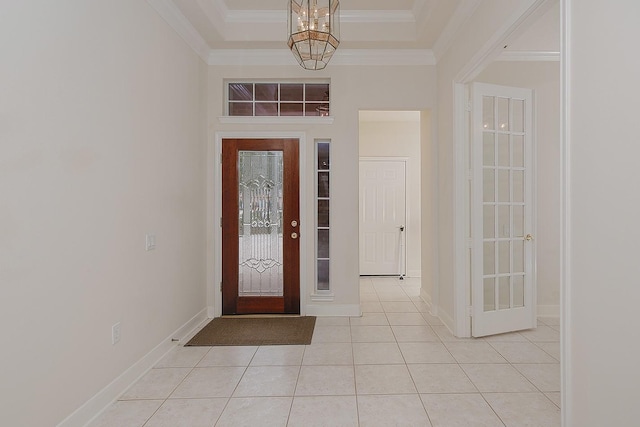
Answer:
566 1 640 424
359 112 422 277
476 61 561 316
0 1 207 425
207 65 437 316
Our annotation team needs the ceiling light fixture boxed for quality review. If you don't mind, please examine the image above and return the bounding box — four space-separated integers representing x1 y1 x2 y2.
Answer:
287 0 340 70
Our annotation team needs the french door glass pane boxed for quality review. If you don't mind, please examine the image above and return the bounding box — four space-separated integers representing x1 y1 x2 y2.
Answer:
513 135 524 167
483 169 495 202
484 278 496 312
498 134 510 167
484 242 495 275
513 276 525 307
483 205 495 238
499 277 511 310
498 241 510 274
238 151 284 297
513 99 524 132
498 205 510 238
498 169 510 202
482 96 495 130
497 97 509 131
483 133 495 166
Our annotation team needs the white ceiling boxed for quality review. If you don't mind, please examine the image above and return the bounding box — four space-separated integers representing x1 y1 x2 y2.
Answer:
148 0 559 65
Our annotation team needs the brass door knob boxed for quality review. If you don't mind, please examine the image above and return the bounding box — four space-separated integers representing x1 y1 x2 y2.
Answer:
525 234 533 241
291 232 298 239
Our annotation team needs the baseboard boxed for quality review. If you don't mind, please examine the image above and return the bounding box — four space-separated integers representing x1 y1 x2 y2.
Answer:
407 270 421 278
305 304 361 317
57 308 209 427
537 304 560 318
437 306 456 335
419 288 433 313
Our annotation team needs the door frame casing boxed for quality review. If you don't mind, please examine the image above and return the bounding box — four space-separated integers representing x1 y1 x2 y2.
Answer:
208 132 307 318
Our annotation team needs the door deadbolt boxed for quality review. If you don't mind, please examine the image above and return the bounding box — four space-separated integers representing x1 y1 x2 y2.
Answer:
291 232 298 239
291 220 298 227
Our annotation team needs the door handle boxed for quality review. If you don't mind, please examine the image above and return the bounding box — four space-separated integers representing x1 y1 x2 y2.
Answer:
524 234 533 241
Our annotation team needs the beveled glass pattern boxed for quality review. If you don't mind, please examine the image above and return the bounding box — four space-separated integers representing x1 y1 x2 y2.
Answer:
238 151 284 297
481 94 527 312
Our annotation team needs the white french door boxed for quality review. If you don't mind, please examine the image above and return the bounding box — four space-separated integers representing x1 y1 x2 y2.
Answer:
359 159 406 276
471 83 535 337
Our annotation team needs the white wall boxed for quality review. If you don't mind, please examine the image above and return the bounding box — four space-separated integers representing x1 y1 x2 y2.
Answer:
0 1 207 425
476 61 561 315
566 1 640 424
207 65 437 315
359 113 422 277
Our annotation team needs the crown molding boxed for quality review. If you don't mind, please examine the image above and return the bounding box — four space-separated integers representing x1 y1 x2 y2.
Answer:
146 0 210 62
225 9 415 24
497 50 560 61
208 48 436 67
432 0 482 61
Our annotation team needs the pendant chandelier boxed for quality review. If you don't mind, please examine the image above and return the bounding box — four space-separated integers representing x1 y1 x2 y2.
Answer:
287 0 340 70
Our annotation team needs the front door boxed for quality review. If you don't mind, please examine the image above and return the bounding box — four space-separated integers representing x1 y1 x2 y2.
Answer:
471 83 535 337
359 159 407 276
222 139 300 315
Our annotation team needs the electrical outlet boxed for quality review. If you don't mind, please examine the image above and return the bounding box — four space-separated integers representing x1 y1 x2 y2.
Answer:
112 322 121 345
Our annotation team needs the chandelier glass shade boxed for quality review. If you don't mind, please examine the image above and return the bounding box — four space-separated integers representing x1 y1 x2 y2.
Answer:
287 0 340 70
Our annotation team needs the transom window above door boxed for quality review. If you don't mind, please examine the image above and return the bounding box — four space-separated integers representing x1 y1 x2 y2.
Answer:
226 81 330 117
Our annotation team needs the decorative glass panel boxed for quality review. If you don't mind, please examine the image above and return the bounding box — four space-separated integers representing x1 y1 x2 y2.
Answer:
237 151 284 297
318 143 330 170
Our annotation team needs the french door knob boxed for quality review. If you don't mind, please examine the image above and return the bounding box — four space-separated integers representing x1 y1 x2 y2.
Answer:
525 234 533 241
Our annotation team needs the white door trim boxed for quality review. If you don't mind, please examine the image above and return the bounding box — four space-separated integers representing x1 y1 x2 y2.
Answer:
359 156 410 277
208 132 307 318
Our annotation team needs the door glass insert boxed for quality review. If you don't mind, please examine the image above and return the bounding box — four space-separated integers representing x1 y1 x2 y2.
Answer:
238 151 284 297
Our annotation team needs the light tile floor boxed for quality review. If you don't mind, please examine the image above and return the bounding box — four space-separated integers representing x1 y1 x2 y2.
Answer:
90 277 560 427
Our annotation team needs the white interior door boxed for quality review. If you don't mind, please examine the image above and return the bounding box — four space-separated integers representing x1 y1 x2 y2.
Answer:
471 83 535 337
359 159 406 276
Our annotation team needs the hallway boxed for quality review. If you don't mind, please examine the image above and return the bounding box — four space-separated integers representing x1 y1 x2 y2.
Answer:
91 277 560 426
